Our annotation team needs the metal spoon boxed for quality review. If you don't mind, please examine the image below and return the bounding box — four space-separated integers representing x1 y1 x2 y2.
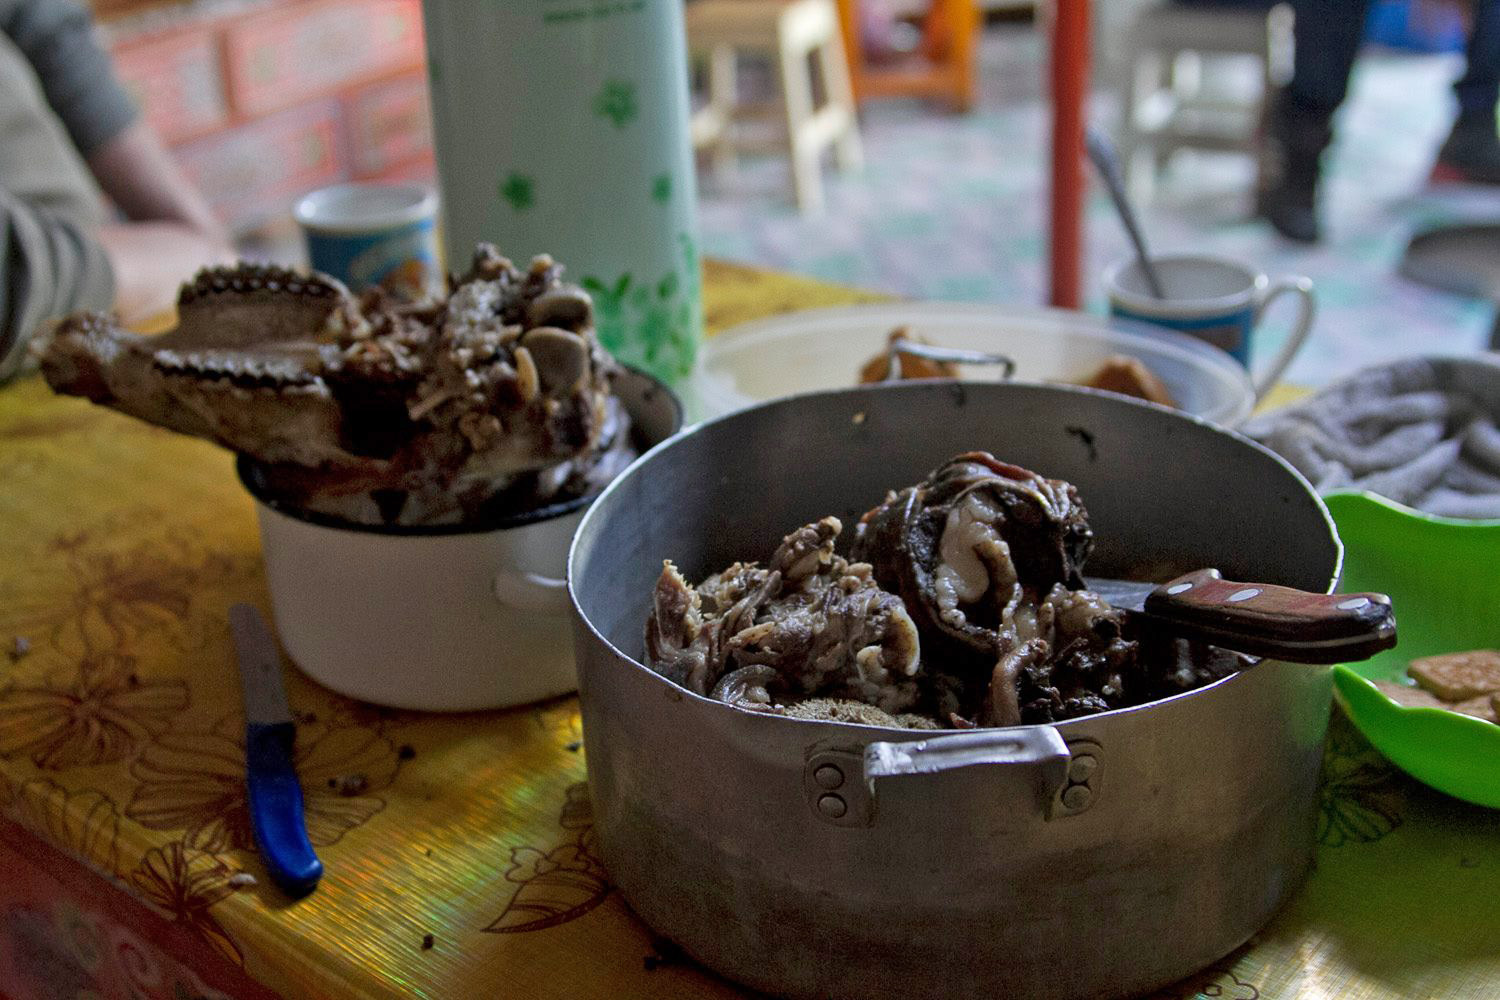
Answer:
1085 126 1167 299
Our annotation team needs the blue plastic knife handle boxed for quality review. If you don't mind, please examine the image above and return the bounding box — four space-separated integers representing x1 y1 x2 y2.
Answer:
246 721 323 897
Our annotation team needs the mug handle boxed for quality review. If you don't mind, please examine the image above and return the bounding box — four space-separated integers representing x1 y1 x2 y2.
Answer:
1251 275 1316 401
492 571 571 615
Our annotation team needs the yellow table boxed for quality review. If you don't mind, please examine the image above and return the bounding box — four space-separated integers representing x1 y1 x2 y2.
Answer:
1 262 1496 1000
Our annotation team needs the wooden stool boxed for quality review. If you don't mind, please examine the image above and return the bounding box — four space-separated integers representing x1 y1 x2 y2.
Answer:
835 0 980 113
688 0 864 215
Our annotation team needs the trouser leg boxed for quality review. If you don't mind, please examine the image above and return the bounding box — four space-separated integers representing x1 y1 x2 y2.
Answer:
1256 0 1372 241
1435 0 1500 180
1284 0 1373 116
1453 0 1500 118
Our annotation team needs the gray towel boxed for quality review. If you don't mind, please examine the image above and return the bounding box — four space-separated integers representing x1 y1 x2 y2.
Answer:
1243 354 1500 520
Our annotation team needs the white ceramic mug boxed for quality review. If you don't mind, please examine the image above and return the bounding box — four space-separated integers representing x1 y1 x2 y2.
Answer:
1104 254 1315 400
293 183 442 300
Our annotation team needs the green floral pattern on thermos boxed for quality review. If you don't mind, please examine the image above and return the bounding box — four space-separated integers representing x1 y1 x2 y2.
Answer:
594 80 639 127
499 174 534 212
581 232 700 376
488 169 699 378
423 0 703 383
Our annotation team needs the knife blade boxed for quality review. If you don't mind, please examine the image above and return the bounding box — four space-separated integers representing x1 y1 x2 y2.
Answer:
229 603 323 898
1084 568 1397 664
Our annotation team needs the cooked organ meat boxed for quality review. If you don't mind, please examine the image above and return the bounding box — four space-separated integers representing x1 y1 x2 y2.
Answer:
852 453 1092 658
782 698 942 729
646 516 924 714
645 453 1244 729
852 453 1132 724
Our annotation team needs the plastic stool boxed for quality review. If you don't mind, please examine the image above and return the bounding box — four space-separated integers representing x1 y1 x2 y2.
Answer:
688 0 864 214
1117 1 1294 203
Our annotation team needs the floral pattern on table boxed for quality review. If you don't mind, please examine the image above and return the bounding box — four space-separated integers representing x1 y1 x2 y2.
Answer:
0 460 406 993
129 845 246 971
1318 710 1404 847
0 517 261 774
23 520 260 663
130 842 247 967
127 722 402 852
0 660 189 771
485 782 612 934
1149 965 1260 1000
0 776 123 881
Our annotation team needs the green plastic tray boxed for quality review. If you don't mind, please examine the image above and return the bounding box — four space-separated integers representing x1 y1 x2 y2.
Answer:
1324 491 1500 809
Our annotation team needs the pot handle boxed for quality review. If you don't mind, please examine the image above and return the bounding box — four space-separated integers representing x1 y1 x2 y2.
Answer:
807 727 1099 827
865 726 1070 780
492 571 571 615
881 337 1017 381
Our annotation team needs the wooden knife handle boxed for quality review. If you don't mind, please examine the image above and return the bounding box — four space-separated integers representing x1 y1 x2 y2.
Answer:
1142 569 1397 664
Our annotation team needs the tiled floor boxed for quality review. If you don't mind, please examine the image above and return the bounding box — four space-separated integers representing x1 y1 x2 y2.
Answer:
695 24 1500 387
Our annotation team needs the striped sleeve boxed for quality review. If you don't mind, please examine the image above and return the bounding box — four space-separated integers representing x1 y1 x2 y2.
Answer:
0 186 114 381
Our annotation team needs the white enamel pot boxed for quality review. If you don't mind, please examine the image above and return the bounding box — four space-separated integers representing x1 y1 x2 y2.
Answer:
240 369 681 711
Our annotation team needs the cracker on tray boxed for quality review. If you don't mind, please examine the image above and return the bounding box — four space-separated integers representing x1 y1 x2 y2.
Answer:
1449 694 1500 723
1407 650 1500 701
1371 679 1448 710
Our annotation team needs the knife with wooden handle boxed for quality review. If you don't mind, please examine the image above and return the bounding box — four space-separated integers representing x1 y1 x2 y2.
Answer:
1084 568 1397 664
230 603 323 898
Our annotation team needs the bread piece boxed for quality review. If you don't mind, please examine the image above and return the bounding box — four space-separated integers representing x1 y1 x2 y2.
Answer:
1371 679 1448 709
1080 355 1177 407
1407 650 1500 701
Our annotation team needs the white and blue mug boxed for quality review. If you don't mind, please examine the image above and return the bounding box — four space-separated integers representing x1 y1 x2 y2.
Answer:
294 183 442 301
1104 254 1315 400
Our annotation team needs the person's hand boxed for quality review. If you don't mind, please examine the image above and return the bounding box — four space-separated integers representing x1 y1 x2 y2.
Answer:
96 221 236 327
88 120 239 326
88 122 228 242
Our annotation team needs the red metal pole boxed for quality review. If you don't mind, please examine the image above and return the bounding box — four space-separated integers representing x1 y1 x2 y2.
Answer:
1049 0 1090 308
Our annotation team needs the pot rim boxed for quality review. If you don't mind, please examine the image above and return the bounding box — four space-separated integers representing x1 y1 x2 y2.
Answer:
235 364 683 537
568 378 1344 736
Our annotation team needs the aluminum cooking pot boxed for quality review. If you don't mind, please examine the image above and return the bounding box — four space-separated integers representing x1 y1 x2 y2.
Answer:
568 381 1342 1000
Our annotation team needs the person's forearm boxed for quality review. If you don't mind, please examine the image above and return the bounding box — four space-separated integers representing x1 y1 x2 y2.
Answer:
96 220 235 326
87 121 227 242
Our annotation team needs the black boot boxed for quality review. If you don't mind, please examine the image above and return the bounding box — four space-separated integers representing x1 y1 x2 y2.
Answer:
1434 110 1500 184
1255 92 1332 244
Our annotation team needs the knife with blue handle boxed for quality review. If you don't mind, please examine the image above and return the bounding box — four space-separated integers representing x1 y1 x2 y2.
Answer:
230 603 323 898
